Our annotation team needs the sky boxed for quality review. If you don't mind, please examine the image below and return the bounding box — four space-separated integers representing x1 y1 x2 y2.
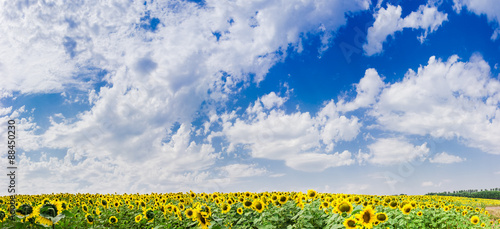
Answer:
0 0 499 196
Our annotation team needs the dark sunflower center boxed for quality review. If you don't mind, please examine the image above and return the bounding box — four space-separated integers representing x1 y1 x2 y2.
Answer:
102 200 107 205
0 211 5 219
377 214 386 221
28 217 36 224
111 217 117 223
187 210 193 216
244 201 252 207
199 215 206 224
280 197 286 202
40 204 58 217
347 220 356 227
363 212 371 223
390 202 397 207
17 204 33 216
339 203 351 212
255 203 263 210
146 210 154 219
87 215 94 222
404 208 411 213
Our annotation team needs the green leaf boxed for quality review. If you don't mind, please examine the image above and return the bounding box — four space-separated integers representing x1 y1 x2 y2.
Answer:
61 210 74 217
351 209 361 215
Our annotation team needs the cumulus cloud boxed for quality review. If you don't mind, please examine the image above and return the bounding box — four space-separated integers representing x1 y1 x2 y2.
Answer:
363 138 429 165
429 152 466 164
371 55 500 155
219 92 358 172
363 3 448 56
453 0 500 40
337 68 385 112
0 0 371 194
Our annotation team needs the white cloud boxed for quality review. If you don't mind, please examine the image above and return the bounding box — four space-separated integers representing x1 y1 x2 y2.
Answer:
337 68 385 112
453 0 500 40
363 3 447 56
365 138 429 165
0 0 371 194
260 92 287 109
429 152 465 164
220 93 358 172
218 164 267 178
371 55 500 155
285 151 354 172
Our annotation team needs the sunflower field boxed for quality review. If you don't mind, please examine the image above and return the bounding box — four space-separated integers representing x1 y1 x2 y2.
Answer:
1 190 499 229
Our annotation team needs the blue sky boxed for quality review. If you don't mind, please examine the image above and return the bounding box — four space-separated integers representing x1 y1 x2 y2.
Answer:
1 0 500 196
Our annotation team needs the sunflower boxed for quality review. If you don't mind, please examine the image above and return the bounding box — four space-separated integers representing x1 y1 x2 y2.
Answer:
252 200 265 213
60 201 68 211
128 204 134 210
376 212 388 222
237 207 243 215
462 210 468 216
337 201 353 214
480 222 486 227
100 199 108 208
417 211 423 216
184 208 194 219
143 208 155 222
343 217 357 229
109 215 118 224
389 201 398 209
471 215 480 225
85 213 93 225
278 195 288 205
307 190 317 199
356 205 376 229
0 208 8 222
194 210 210 229
40 198 51 205
220 203 231 214
16 204 34 218
243 200 253 209
135 214 142 223
401 204 412 215
201 204 212 218
82 204 89 213
34 201 63 227
320 201 329 209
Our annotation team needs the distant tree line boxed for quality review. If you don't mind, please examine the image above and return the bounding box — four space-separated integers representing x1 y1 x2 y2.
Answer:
426 188 500 200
